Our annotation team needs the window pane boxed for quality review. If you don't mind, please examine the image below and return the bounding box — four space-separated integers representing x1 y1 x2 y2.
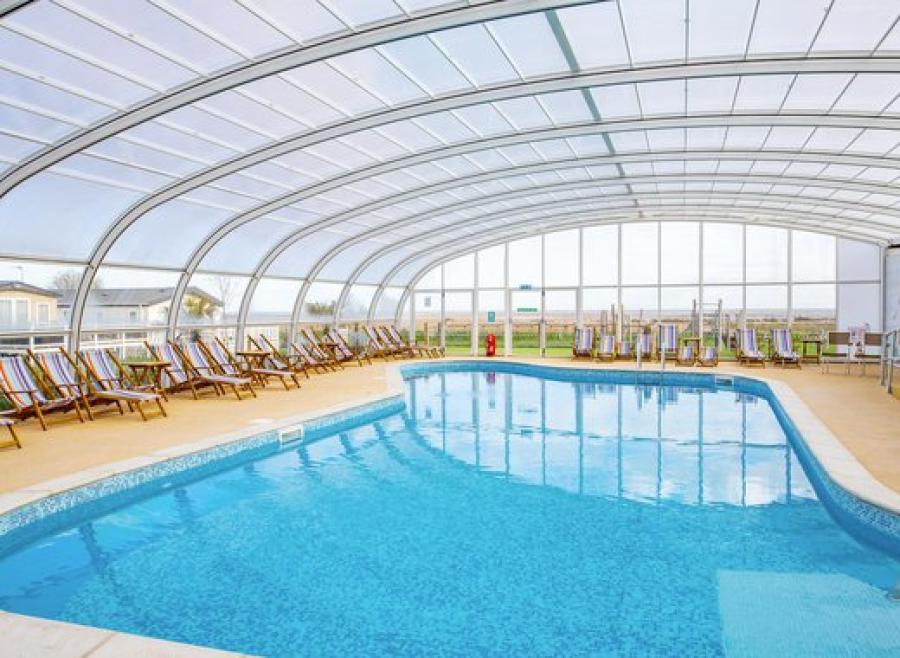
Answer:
660 286 698 318
374 287 403 320
301 282 343 322
792 231 835 282
180 274 249 326
838 283 881 330
416 265 442 290
583 288 618 326
661 222 699 284
82 267 179 330
792 284 836 333
508 236 542 288
341 284 377 321
622 287 659 323
544 230 579 287
746 227 788 283
703 224 743 283
0 260 79 331
443 254 474 289
248 278 302 324
622 223 658 285
837 239 880 280
478 245 505 288
583 225 618 286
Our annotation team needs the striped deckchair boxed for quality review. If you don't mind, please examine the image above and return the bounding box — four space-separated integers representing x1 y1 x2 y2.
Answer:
657 324 678 360
209 338 300 390
249 335 310 379
177 341 256 400
327 328 369 366
597 334 616 362
300 327 342 369
617 340 634 360
145 342 219 399
637 333 653 360
0 355 85 430
363 325 397 359
387 324 441 358
698 346 719 367
31 349 117 421
78 349 167 421
0 417 20 449
771 329 800 368
291 339 334 373
376 325 414 358
738 329 766 367
676 344 695 366
572 327 594 359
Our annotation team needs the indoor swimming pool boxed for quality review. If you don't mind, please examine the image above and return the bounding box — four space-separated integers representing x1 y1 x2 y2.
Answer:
0 365 897 657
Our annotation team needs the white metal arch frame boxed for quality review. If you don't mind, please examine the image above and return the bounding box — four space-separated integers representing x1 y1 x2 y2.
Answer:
300 168 900 298
385 210 871 331
341 192 894 324
166 140 900 341
0 0 599 197
65 56 900 348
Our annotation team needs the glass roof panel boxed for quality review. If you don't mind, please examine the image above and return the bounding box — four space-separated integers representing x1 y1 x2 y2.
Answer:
486 13 569 78
378 36 472 96
330 48 427 105
688 0 756 59
452 104 514 137
283 63 383 116
620 0 686 64
199 218 299 274
591 84 641 120
638 80 686 116
150 0 293 56
687 77 738 114
812 0 899 53
557 3 630 69
781 74 854 112
832 74 900 114
320 0 404 28
747 0 830 56
732 75 793 113
430 24 519 87
242 0 347 43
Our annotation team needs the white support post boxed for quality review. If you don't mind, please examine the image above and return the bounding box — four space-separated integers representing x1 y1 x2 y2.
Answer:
576 228 584 330
504 243 512 356
408 293 416 346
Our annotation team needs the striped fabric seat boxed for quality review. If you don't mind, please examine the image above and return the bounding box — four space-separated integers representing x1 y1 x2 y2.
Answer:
638 334 652 356
301 328 332 362
33 352 85 396
618 341 633 357
598 334 615 355
205 340 241 376
387 324 436 357
327 329 353 359
156 343 190 388
700 347 718 364
0 356 50 407
739 329 763 357
80 350 158 401
771 329 797 358
659 324 678 352
677 345 694 364
573 327 594 356
293 341 319 365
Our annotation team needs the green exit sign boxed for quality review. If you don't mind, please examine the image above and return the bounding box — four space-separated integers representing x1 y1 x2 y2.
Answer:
516 307 538 313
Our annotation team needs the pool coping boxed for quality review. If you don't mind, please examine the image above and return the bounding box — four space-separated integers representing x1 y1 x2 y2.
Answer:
0 358 897 657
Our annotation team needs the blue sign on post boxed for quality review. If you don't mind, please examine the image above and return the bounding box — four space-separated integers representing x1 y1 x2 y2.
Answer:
487 311 496 323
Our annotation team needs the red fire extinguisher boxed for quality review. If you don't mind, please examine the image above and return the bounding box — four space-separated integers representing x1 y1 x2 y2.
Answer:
485 333 496 357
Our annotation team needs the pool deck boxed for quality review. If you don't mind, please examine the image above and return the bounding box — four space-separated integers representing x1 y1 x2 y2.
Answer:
1 357 897 495
0 356 898 658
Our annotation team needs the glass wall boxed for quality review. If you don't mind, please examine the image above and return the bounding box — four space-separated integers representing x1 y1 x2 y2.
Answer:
410 223 882 359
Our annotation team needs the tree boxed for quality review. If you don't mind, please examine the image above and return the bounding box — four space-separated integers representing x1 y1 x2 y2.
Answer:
182 294 218 321
212 276 236 319
51 269 103 290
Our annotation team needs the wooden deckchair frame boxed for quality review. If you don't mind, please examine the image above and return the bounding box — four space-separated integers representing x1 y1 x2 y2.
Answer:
326 327 370 366
596 334 616 362
676 344 696 366
698 347 719 367
212 336 301 390
289 338 335 373
770 329 801 368
29 348 105 422
362 325 398 360
0 353 86 430
74 348 167 421
0 418 20 449
144 341 219 399
248 335 310 379
384 324 441 358
572 327 595 359
376 325 417 358
300 327 344 369
738 329 766 367
174 340 257 400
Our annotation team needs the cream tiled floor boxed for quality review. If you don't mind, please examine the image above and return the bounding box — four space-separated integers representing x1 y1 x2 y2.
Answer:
1 357 898 495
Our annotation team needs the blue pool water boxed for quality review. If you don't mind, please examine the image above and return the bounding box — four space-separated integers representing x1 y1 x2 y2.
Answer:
0 368 898 656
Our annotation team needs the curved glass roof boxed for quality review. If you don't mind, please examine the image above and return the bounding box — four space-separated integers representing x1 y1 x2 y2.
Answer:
1 0 899 329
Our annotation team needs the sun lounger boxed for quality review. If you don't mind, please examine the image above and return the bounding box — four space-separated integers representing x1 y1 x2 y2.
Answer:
210 337 300 390
326 327 370 366
145 342 223 399
596 334 616 361
738 329 766 367
31 349 122 421
363 325 399 359
676 344 695 366
290 339 334 373
771 329 800 368
300 327 343 369
637 334 653 361
78 349 167 421
249 335 310 379
657 324 678 361
386 324 442 358
698 346 718 367
177 341 256 400
0 354 86 430
573 327 594 359
0 417 20 449
616 340 634 360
